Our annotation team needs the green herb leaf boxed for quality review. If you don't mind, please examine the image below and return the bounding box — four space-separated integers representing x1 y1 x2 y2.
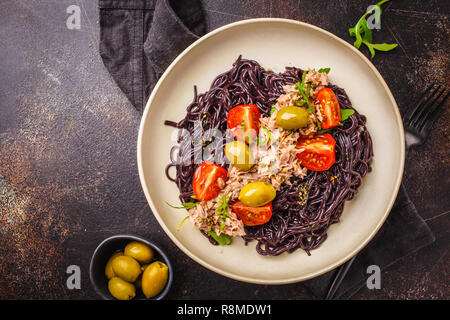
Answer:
360 19 373 43
215 195 230 231
306 83 315 113
369 43 398 52
295 71 315 114
363 41 398 58
177 215 190 231
306 82 311 98
317 121 331 134
301 70 307 85
317 128 331 134
318 67 331 74
215 195 230 215
364 41 376 58
270 105 277 116
166 201 199 210
340 109 355 121
353 16 365 49
207 231 231 245
348 0 397 59
317 109 355 133
349 26 356 37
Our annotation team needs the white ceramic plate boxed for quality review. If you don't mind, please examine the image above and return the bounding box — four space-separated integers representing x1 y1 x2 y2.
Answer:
137 18 404 284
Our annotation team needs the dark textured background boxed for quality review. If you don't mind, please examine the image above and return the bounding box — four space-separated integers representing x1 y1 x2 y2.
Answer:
0 0 448 299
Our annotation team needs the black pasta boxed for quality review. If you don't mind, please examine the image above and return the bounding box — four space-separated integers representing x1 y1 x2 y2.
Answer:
165 56 373 256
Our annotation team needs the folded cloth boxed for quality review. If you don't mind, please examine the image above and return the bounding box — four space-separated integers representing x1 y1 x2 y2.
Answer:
303 183 435 299
99 0 206 113
98 1 436 299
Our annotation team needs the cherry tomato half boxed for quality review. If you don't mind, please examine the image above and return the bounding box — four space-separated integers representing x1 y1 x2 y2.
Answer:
193 161 228 201
231 200 273 226
295 133 336 171
316 88 341 129
227 104 261 143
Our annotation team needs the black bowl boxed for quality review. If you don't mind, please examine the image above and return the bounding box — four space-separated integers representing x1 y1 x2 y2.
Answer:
89 234 173 300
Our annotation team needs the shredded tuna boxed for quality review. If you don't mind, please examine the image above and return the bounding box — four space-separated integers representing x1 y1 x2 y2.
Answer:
314 100 324 123
305 68 329 98
188 186 246 237
187 82 324 238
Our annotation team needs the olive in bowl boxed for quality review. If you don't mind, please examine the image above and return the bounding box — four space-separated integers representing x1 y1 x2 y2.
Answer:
89 234 173 300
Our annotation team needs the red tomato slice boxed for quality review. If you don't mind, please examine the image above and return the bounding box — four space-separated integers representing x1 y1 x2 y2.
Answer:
231 200 273 226
295 133 336 171
227 104 261 143
316 88 341 129
193 162 228 201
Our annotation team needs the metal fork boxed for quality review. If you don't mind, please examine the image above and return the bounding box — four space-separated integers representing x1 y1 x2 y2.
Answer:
404 84 449 150
325 84 449 300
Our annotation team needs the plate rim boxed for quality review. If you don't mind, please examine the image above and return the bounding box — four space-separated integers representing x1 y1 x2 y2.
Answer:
137 18 405 284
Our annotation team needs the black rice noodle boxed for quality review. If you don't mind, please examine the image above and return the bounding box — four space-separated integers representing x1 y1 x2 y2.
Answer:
165 56 373 255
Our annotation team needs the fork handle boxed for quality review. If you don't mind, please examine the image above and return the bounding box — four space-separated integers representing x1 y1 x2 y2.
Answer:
325 256 356 300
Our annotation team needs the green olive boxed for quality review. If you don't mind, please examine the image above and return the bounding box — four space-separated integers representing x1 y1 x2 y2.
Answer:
111 255 142 283
276 106 309 130
141 261 169 299
224 141 255 171
124 241 154 264
238 181 276 207
105 251 123 280
108 277 136 300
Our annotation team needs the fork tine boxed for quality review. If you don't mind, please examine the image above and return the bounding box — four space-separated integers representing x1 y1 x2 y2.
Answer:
410 85 443 126
420 91 449 133
404 84 435 124
414 86 446 128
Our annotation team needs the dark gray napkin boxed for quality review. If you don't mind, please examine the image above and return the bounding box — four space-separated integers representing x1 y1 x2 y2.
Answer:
304 183 435 299
99 0 206 113
98 0 436 299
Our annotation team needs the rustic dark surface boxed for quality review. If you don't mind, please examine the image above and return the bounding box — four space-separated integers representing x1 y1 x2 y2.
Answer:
0 0 448 300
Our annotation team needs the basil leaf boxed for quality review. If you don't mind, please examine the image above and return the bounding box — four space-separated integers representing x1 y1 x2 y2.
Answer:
341 109 355 121
207 231 231 245
318 67 331 74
